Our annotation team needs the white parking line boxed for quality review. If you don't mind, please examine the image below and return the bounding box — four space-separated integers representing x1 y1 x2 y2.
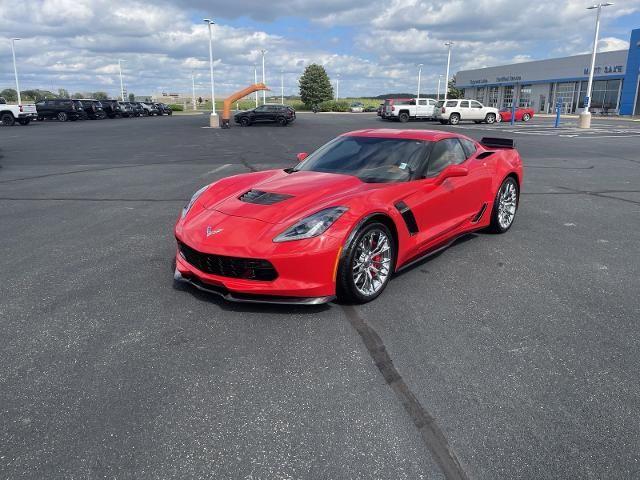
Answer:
200 163 232 177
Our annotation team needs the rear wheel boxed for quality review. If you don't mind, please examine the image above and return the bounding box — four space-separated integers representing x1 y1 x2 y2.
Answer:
57 112 68 122
522 113 531 122
488 177 519 233
449 113 460 125
337 222 395 304
485 113 496 124
278 116 288 126
398 112 410 123
1 113 15 126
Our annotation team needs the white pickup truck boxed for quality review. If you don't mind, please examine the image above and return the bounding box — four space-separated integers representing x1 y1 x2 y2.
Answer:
0 97 38 126
383 97 437 122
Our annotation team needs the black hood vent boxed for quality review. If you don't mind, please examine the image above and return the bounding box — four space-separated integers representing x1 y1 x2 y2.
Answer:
239 190 294 205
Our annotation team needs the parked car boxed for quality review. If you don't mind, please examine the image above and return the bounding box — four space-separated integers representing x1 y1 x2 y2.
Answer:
100 99 123 118
384 97 437 122
350 102 364 113
0 96 38 126
498 107 534 123
130 102 145 117
234 104 296 126
118 101 135 117
76 99 105 119
434 99 500 125
364 105 378 113
382 98 413 119
35 98 85 122
377 103 384 116
139 102 159 116
155 103 173 115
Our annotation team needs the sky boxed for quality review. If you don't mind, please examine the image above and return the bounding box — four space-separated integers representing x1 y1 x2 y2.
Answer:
1 0 639 99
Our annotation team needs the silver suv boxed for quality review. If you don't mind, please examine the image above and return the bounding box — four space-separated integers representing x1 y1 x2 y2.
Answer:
434 99 500 125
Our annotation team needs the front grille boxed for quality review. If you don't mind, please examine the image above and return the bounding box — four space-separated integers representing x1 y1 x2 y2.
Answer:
178 241 278 281
238 190 293 205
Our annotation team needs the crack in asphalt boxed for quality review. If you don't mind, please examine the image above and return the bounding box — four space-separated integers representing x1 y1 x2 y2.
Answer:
341 305 468 480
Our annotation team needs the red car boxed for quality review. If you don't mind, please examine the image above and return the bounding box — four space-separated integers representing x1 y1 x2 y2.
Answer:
498 107 534 123
174 129 523 304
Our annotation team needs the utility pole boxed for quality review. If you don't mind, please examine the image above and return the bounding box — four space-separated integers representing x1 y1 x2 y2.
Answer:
335 74 340 100
261 50 267 104
191 71 197 111
444 41 454 101
203 18 219 127
254 63 258 107
281 69 284 104
118 59 125 102
417 64 423 101
10 38 22 105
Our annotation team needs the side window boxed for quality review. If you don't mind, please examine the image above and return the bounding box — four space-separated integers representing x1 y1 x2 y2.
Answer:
418 99 427 106
460 100 470 108
446 101 457 108
428 99 436 106
426 139 467 177
470 101 483 109
459 138 477 158
255 106 266 112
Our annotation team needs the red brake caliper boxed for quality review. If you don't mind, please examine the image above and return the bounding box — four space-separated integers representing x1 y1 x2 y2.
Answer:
371 238 379 279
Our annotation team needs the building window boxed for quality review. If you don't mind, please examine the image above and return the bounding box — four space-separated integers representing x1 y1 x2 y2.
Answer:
578 79 621 112
519 85 532 107
488 87 499 107
502 86 514 108
476 87 486 103
553 82 577 113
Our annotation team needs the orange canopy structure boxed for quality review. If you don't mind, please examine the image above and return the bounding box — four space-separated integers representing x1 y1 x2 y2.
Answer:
221 83 269 127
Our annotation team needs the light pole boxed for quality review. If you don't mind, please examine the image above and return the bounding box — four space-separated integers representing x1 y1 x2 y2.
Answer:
118 59 125 101
280 69 284 104
9 38 22 105
416 64 423 101
254 63 258 107
437 74 443 101
203 19 219 128
191 71 197 111
579 2 614 128
261 49 267 104
335 74 340 100
444 41 454 101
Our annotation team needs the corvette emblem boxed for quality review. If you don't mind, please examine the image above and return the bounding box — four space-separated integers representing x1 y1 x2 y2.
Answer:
206 226 223 237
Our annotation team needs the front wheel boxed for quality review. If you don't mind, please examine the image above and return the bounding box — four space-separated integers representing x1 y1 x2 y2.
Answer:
449 113 460 125
485 113 496 124
1 113 16 126
57 112 68 122
240 117 250 127
337 222 395 304
522 113 531 122
278 116 288 126
488 177 519 233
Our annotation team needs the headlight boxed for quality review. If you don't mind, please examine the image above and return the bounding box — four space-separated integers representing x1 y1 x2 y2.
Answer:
273 206 348 242
181 185 209 219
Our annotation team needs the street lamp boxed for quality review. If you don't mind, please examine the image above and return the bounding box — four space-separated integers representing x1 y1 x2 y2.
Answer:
579 2 614 128
416 64 423 101
203 19 219 128
10 38 22 105
335 73 340 100
280 69 284 104
191 71 197 111
254 63 258 107
444 41 454 101
118 59 125 101
261 49 267 105
437 74 443 101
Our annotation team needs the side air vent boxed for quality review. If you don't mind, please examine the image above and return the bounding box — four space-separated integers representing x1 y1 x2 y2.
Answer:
238 190 294 205
395 201 419 236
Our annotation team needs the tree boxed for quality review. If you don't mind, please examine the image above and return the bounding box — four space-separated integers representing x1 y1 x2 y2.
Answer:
128 93 135 102
57 88 70 98
0 88 18 102
198 96 203 105
22 89 57 101
72 92 84 99
299 64 333 107
447 75 463 99
92 91 108 100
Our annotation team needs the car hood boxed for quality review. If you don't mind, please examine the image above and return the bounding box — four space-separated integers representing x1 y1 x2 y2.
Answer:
204 170 374 224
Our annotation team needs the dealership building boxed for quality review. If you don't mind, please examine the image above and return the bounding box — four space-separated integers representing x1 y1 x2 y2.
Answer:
456 28 640 116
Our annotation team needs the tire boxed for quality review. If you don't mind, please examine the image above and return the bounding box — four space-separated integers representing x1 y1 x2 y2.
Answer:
240 117 250 127
522 113 531 122
485 113 496 124
278 116 288 126
337 221 396 304
37 116 44 121
167 111 172 116
57 112 68 122
488 176 519 233
18 118 31 126
496 114 502 123
398 112 410 123
1 113 15 126
449 113 460 125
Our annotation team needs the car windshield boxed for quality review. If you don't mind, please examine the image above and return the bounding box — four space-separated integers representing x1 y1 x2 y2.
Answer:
293 136 430 183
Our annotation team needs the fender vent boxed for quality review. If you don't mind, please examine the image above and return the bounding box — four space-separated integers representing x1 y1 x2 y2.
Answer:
395 201 419 236
239 190 294 205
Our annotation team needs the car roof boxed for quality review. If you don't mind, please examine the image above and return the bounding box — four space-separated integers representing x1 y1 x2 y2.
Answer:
342 129 467 142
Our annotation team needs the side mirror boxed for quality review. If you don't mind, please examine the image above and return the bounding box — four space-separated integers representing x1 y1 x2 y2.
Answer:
437 165 468 184
296 152 308 162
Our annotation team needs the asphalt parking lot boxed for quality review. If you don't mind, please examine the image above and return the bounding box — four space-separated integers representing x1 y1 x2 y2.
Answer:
1 113 639 479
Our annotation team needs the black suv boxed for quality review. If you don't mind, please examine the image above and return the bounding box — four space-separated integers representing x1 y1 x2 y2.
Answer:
36 99 86 121
155 103 173 115
77 99 105 119
100 100 123 118
234 104 296 126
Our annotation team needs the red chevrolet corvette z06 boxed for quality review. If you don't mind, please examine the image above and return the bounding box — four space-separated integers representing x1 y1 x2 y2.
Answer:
174 129 523 304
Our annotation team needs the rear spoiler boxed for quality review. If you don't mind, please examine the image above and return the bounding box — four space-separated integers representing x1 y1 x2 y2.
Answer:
480 137 516 149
